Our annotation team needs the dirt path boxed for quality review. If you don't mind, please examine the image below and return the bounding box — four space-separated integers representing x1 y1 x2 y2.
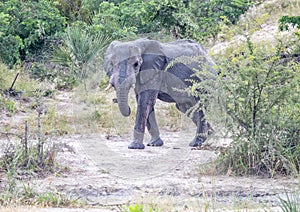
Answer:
26 131 297 212
1 91 298 211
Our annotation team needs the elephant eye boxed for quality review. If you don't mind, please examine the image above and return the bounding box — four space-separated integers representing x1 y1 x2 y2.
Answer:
133 62 139 69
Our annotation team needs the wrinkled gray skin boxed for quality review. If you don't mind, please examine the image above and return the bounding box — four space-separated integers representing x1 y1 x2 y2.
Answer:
104 38 216 149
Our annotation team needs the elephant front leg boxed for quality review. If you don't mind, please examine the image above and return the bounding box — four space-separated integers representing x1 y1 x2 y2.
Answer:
128 129 146 149
146 108 164 147
128 105 147 149
128 91 158 149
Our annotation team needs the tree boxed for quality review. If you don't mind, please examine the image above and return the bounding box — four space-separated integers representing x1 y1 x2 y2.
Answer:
0 0 66 66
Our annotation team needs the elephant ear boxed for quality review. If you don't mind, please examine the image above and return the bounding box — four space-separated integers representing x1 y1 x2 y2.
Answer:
103 41 120 76
130 45 142 58
139 41 166 85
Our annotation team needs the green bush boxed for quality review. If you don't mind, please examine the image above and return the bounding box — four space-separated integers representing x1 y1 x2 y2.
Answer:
0 35 23 67
123 204 160 212
90 1 139 39
215 37 300 176
0 0 66 66
72 0 260 41
53 0 84 23
189 0 261 41
0 0 260 67
123 204 144 212
279 15 300 31
0 0 261 67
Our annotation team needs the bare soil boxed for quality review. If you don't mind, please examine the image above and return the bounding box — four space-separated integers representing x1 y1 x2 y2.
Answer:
34 132 298 211
1 91 298 212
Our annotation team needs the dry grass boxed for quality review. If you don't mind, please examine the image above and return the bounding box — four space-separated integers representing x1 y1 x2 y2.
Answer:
211 0 300 54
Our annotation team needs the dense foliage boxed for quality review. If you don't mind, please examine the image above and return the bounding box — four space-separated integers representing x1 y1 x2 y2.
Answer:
0 0 66 66
279 15 300 31
214 37 300 176
78 0 260 40
0 0 259 67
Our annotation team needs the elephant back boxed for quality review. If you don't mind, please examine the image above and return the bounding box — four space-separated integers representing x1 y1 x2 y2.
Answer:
162 39 208 59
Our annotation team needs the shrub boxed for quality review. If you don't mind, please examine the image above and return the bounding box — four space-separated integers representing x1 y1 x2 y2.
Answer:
53 0 84 23
123 204 160 212
79 0 260 41
189 0 261 41
0 0 66 66
90 1 138 39
279 15 300 31
0 34 23 67
123 204 144 212
215 37 300 176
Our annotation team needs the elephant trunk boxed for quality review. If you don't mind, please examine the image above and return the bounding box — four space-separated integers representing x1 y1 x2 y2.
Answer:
117 85 131 117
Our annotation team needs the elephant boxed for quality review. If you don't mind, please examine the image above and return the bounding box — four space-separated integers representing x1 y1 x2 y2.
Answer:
104 38 217 149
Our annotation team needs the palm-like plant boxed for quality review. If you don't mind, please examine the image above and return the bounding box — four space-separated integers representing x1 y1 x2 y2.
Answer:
53 25 110 91
279 191 300 212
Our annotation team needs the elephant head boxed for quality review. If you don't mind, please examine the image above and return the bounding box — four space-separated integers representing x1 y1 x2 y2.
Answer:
104 41 144 117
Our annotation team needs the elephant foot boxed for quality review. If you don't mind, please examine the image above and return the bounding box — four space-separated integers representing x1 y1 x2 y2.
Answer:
189 137 205 147
128 142 145 149
208 128 215 136
147 138 164 147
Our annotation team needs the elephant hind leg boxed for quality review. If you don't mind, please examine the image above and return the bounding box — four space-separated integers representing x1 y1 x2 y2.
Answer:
207 121 214 135
189 119 209 147
175 103 212 147
190 110 212 147
147 138 164 146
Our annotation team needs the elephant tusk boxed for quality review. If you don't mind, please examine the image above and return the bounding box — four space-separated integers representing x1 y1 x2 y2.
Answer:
131 84 135 89
105 83 113 91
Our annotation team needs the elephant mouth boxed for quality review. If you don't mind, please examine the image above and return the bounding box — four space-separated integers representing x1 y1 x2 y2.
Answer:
105 82 135 91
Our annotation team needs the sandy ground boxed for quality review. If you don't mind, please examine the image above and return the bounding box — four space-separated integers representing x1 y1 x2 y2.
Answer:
0 88 299 212
26 131 298 211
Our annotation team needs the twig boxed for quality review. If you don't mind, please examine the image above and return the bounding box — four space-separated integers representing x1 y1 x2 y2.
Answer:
37 110 44 167
9 73 19 92
24 121 28 166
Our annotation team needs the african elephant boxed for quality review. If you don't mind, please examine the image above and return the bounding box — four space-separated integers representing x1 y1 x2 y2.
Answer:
104 38 217 149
